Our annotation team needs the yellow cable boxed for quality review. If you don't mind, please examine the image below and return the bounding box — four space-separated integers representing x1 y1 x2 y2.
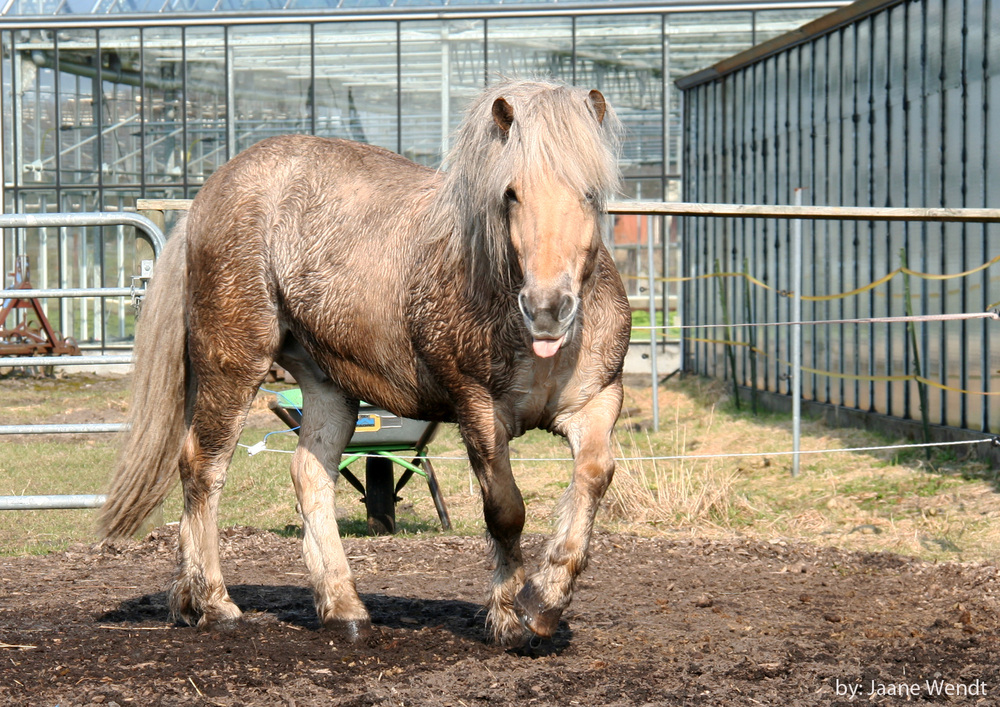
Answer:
685 336 1000 395
901 252 1000 281
622 252 1000 303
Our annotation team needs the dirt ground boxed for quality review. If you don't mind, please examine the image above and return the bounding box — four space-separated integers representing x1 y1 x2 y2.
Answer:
2 527 999 706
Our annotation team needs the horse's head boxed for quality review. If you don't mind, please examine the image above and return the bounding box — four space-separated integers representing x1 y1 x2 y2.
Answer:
491 88 615 358
439 81 620 356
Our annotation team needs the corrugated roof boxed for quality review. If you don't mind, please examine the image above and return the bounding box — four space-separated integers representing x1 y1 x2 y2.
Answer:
1 0 848 20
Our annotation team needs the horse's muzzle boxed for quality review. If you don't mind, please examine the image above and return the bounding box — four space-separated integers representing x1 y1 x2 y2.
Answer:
518 288 579 358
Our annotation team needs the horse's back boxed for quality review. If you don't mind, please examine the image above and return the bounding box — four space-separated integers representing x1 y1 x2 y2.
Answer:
187 133 439 294
183 134 444 412
189 134 436 243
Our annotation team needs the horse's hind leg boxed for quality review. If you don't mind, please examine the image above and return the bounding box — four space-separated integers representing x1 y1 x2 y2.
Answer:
280 347 371 640
514 380 623 639
171 369 267 628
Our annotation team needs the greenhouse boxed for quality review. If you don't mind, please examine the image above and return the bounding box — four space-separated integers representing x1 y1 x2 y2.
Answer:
1 0 843 349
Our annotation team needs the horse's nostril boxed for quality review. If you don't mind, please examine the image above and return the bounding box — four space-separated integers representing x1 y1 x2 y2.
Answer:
518 291 533 322
557 294 578 323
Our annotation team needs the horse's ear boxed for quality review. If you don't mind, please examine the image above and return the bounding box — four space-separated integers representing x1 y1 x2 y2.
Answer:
492 97 514 136
588 89 607 125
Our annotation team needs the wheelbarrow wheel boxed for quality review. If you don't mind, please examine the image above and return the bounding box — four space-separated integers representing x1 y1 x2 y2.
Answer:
365 455 396 535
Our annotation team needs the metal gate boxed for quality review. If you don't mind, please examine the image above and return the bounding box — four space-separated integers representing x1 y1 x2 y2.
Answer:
0 211 165 510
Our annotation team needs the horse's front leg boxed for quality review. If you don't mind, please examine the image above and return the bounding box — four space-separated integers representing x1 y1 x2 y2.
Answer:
515 379 623 639
459 407 526 645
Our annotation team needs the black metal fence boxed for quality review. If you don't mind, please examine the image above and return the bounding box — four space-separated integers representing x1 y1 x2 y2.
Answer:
678 0 1000 434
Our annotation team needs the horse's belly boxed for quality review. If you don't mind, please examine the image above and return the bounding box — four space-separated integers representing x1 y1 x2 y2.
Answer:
294 338 452 422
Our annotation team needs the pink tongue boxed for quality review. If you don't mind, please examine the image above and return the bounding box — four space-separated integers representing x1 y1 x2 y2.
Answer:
532 339 562 358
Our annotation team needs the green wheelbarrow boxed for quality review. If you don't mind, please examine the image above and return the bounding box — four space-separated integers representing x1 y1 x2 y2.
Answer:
269 390 451 535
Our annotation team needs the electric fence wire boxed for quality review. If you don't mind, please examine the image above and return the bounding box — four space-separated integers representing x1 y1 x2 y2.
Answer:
632 310 999 330
240 308 1000 462
238 436 997 462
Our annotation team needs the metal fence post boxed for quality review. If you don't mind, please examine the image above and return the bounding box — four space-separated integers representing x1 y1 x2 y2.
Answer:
791 189 803 477
647 215 659 431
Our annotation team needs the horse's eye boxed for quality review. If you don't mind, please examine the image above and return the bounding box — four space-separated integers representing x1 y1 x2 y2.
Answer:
585 190 598 204
504 188 518 204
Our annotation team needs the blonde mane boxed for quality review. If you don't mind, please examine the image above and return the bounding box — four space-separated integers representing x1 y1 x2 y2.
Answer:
433 79 623 285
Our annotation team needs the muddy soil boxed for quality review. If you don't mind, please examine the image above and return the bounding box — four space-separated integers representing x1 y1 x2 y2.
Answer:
2 527 999 706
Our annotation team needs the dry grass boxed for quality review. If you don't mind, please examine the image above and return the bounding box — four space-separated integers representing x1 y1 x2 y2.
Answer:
599 376 1000 564
604 418 747 528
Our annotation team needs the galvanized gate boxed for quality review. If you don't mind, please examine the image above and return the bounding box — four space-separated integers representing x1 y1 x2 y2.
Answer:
0 211 164 510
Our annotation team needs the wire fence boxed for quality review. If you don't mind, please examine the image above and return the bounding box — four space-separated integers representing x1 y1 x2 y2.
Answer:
238 435 999 463
4 202 1000 511
608 201 1000 478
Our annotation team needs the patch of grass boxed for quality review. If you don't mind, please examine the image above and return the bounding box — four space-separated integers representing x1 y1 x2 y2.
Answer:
0 437 118 555
1 372 999 565
630 309 679 340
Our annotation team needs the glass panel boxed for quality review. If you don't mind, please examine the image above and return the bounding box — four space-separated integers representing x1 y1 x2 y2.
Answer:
2 0 845 16
339 0 394 7
3 190 55 344
184 26 227 183
58 188 99 212
663 176 681 202
230 24 311 154
576 15 662 181
400 19 483 167
314 22 399 153
487 17 572 81
753 8 832 44
11 189 56 273
175 0 225 9
619 177 664 201
142 26 183 186
99 28 142 188
285 0 341 8
615 180 671 319
666 11 753 177
41 30 100 187
25 31 98 185
667 11 753 79
101 188 138 212
108 0 167 11
10 0 65 14
12 37 57 188
611 213 645 298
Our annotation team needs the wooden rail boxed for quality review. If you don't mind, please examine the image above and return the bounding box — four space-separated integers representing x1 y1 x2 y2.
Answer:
138 199 1000 224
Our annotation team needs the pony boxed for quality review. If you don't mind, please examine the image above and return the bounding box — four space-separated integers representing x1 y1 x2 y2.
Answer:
99 79 631 646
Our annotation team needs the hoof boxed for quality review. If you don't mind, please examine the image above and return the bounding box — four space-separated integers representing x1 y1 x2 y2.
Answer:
200 615 245 633
325 618 374 644
486 621 529 649
509 633 561 658
514 582 563 639
180 600 243 631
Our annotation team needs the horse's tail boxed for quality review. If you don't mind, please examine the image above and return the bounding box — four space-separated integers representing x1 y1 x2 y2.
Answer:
98 217 190 540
